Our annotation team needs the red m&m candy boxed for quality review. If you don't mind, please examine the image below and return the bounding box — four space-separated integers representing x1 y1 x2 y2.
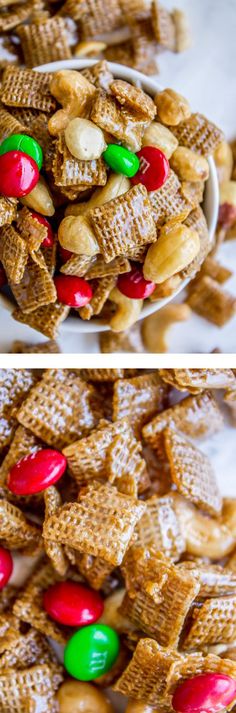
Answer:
117 265 156 299
54 275 93 308
0 547 13 589
0 264 6 289
43 580 104 626
0 150 39 197
7 449 67 495
131 146 169 192
172 674 236 713
59 245 73 264
30 211 54 248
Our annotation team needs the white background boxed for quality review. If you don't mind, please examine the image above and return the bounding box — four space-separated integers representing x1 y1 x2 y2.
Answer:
0 0 236 352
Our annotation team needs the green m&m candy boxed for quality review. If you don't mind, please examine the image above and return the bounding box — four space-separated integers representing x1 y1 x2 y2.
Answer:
64 624 120 681
0 134 43 170
103 143 140 178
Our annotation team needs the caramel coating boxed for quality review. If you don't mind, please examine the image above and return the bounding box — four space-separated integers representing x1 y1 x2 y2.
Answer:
57 681 114 713
154 88 191 126
170 147 209 182
109 287 143 331
173 493 235 560
143 224 200 283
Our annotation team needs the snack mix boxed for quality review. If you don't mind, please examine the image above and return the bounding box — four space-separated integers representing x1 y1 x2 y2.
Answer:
0 367 236 712
0 46 226 337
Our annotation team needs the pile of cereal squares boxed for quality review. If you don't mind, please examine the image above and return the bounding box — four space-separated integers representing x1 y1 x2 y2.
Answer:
0 59 225 337
0 367 236 711
0 0 191 75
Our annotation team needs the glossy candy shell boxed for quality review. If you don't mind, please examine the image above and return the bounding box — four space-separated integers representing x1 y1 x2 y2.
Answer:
43 581 104 626
0 547 13 589
54 275 93 308
103 144 140 178
0 151 39 197
131 146 169 191
64 624 120 681
8 449 67 495
172 673 236 713
0 134 43 170
117 265 156 299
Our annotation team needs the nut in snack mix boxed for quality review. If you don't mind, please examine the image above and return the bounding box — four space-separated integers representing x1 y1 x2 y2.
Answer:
0 368 235 712
0 59 224 335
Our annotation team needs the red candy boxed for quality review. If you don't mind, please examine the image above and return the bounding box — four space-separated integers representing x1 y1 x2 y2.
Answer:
117 264 156 299
54 275 93 308
172 674 236 713
131 146 169 191
0 547 13 589
0 263 6 288
30 211 54 248
43 580 104 626
7 449 67 495
59 245 73 264
0 150 39 197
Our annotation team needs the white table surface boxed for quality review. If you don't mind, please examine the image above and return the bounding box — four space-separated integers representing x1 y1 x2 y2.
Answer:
0 0 236 353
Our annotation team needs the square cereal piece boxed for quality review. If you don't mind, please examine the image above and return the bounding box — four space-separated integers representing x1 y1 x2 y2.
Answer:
70 551 114 590
1 66 56 113
0 106 26 144
13 562 68 644
10 340 60 354
80 368 124 381
0 613 20 655
149 170 192 226
152 1 176 49
79 276 116 320
52 133 107 188
159 368 236 392
0 368 36 418
90 90 147 153
110 80 156 121
0 225 28 284
10 256 57 313
80 60 114 91
107 427 149 496
177 561 236 598
0 663 62 712
76 0 123 39
17 369 96 449
181 206 211 279
170 113 224 156
181 180 205 208
0 417 17 458
0 627 59 672
16 207 47 255
0 425 41 489
63 418 132 483
17 17 72 68
113 371 168 438
0 0 33 32
115 638 180 708
187 275 236 326
120 548 199 646
199 256 233 284
163 427 222 516
0 499 41 552
0 196 17 228
142 391 223 455
135 494 185 560
44 486 69 576
13 302 70 339
130 18 159 76
224 388 236 426
182 596 236 649
43 481 146 566
165 651 236 702
89 184 156 262
119 0 153 21
60 254 95 277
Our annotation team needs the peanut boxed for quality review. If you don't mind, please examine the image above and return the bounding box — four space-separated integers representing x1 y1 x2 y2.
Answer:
109 287 143 331
57 681 114 713
65 174 130 216
99 589 135 633
173 493 235 560
171 147 209 182
142 121 178 158
214 141 233 184
48 70 96 136
143 224 200 283
21 176 55 216
65 118 107 160
58 215 99 256
154 88 191 126
74 40 107 57
141 303 191 352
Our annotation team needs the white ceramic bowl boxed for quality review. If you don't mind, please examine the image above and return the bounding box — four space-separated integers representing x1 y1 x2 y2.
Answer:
0 59 219 333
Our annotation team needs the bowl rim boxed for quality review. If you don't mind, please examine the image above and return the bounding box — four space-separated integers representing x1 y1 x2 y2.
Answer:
0 58 219 334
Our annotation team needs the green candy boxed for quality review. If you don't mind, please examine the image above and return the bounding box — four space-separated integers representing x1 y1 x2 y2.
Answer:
103 143 139 177
64 624 120 681
0 133 43 170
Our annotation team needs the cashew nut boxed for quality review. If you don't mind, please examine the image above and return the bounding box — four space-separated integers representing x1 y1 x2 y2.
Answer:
57 681 114 713
214 142 233 184
154 88 191 126
126 703 157 713
74 40 107 57
171 147 209 182
142 122 178 158
58 215 99 256
220 181 236 207
65 118 107 160
141 303 191 352
65 174 130 216
109 287 143 331
21 176 55 216
48 70 96 136
143 224 200 283
172 493 235 560
99 588 135 633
